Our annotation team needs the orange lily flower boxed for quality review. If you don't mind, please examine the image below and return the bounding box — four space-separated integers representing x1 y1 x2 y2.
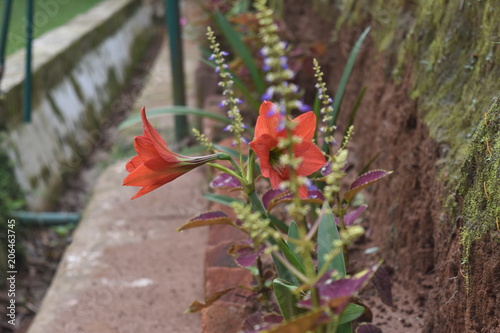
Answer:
123 107 222 199
249 101 326 198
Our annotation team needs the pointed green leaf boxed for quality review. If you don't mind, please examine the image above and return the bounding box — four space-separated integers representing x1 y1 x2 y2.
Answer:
204 193 243 207
273 278 304 321
317 202 346 277
271 253 298 286
213 11 266 95
331 26 371 126
338 303 365 325
338 322 353 333
269 214 289 233
287 221 304 269
277 239 306 277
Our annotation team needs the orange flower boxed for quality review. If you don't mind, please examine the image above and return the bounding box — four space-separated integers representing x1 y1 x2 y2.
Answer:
123 107 221 199
249 101 326 198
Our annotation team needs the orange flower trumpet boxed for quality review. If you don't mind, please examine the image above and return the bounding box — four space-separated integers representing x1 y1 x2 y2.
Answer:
123 107 227 199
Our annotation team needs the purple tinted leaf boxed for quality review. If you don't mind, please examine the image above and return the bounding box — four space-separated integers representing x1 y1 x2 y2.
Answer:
370 266 393 307
210 172 242 188
350 170 391 190
177 211 232 231
232 245 265 267
242 312 283 333
262 189 290 210
263 314 284 325
335 205 367 227
193 211 229 220
298 264 380 312
356 323 383 333
345 170 392 201
262 189 324 211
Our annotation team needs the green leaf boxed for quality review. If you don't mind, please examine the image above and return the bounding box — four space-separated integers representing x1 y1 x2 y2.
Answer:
358 151 381 176
203 193 243 207
317 202 346 277
343 87 366 145
273 278 304 321
338 322 353 333
338 303 365 325
287 221 304 269
271 253 299 286
269 214 289 233
213 11 266 96
331 26 371 125
118 106 231 130
276 239 306 284
249 190 267 216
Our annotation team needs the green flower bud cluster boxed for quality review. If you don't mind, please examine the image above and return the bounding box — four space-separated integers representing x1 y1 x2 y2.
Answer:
192 128 214 152
313 59 336 144
231 201 279 245
324 149 349 202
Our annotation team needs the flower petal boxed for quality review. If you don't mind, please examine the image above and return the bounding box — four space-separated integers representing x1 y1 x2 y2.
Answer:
295 144 326 177
254 101 281 139
298 185 308 199
130 184 164 199
140 107 178 162
134 135 163 161
126 155 144 172
292 112 316 142
123 157 185 187
249 134 278 179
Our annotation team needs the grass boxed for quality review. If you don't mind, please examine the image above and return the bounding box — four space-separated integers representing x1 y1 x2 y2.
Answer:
1 0 105 56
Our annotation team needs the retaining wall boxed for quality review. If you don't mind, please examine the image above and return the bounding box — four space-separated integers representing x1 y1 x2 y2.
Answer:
0 0 155 210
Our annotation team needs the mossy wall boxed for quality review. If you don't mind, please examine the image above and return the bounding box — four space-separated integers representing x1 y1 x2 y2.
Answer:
336 0 499 270
0 0 155 210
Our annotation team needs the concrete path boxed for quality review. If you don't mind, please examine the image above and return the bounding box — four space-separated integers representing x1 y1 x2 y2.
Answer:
27 2 209 332
28 166 208 333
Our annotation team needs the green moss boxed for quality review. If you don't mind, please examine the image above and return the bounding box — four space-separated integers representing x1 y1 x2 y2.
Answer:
334 0 500 271
459 97 500 283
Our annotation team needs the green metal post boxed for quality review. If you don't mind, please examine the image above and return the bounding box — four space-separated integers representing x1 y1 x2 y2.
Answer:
0 0 13 74
24 0 33 123
165 0 188 141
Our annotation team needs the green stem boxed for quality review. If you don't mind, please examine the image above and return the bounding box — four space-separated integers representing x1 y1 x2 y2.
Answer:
206 162 245 184
257 256 270 310
336 194 349 270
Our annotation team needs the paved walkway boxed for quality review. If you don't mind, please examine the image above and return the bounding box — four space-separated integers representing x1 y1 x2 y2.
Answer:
27 3 209 332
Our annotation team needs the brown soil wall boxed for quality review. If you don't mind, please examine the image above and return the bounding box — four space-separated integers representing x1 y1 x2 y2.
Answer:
283 2 499 332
